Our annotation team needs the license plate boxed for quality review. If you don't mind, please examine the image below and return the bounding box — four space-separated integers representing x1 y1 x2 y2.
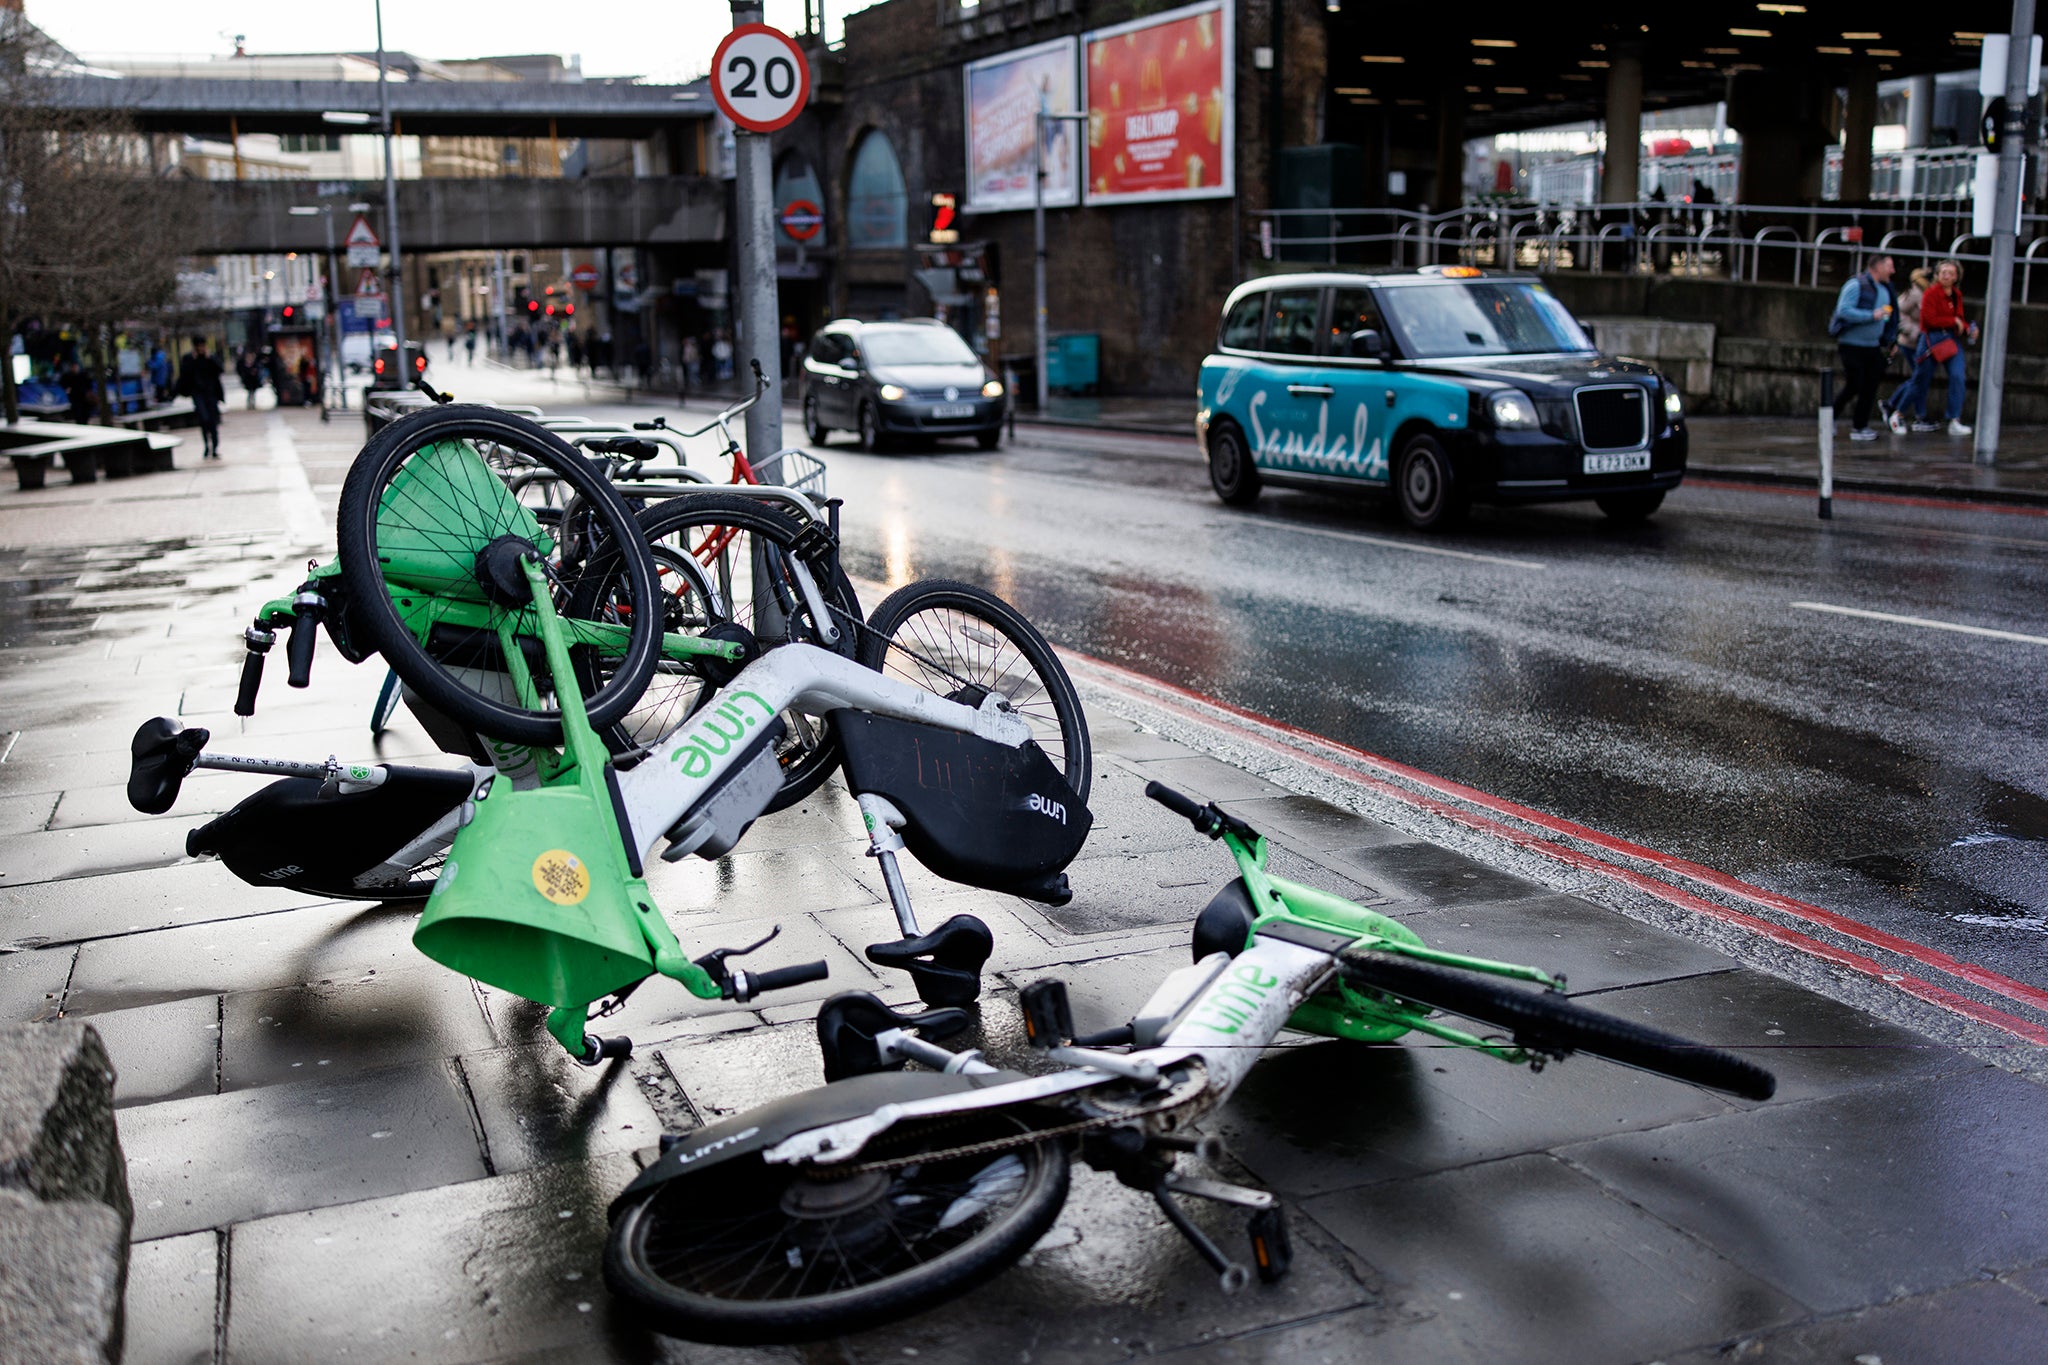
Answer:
931 403 975 419
1583 450 1651 475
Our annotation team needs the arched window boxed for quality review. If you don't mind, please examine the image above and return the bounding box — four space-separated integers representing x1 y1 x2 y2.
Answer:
845 131 907 249
773 151 828 247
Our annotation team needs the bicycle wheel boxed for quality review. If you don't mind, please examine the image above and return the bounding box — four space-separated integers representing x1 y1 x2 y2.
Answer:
1339 952 1776 1101
336 404 661 748
605 1115 1069 1344
856 580 1091 803
572 492 862 811
369 668 403 736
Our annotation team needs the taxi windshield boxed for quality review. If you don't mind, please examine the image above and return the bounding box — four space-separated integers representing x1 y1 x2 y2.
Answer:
1377 281 1594 358
861 327 979 367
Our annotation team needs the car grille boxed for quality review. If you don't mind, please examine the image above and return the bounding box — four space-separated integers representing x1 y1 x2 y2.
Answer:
1574 386 1649 451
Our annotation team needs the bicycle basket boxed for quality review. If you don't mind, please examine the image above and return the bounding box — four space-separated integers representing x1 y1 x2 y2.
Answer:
748 447 828 499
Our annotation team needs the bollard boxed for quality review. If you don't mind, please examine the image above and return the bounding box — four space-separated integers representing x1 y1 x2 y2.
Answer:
1817 366 1834 521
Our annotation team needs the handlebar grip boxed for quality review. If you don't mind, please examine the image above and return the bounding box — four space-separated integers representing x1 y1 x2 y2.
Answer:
748 960 830 995
286 603 319 689
235 649 267 716
1144 781 1210 826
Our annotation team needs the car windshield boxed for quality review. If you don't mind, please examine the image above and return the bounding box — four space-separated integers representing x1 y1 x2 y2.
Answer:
1377 281 1593 358
861 327 978 367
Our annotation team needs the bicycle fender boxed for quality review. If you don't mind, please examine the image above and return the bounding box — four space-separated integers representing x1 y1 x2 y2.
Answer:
609 1069 1022 1219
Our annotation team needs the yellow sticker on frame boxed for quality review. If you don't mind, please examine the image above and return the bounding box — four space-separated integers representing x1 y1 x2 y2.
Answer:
532 850 591 905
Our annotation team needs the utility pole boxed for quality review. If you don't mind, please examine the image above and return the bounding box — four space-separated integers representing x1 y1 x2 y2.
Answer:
1975 0 2037 464
1033 101 1087 413
375 0 407 364
730 0 780 461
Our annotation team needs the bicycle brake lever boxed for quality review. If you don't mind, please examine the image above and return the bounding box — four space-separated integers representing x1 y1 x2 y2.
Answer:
692 924 783 988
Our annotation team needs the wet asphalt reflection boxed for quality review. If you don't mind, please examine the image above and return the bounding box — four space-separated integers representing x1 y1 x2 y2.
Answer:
804 426 2048 992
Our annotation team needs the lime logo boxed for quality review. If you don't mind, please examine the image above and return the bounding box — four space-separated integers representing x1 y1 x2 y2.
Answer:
668 690 776 777
532 850 591 905
1188 962 1280 1036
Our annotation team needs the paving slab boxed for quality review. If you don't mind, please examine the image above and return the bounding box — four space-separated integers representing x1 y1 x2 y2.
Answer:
1 857 336 946
1658 1273 2048 1365
1317 840 1554 907
0 789 58 836
89 994 221 1108
1215 791 1415 853
48 777 267 830
1560 1066 2048 1314
1300 1153 1804 1364
120 1058 488 1239
123 1232 220 1365
220 971 498 1091
0 942 72 1018
0 816 195 887
460 1044 665 1176
1394 893 1738 994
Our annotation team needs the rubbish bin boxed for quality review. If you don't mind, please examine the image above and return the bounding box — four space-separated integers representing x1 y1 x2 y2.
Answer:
1045 333 1098 395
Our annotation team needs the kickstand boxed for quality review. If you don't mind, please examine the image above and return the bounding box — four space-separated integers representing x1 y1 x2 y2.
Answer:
1150 1180 1251 1293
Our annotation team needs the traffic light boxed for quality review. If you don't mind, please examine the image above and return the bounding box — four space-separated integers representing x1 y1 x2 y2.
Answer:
545 304 555 317
527 299 540 315
564 303 575 316
281 305 294 320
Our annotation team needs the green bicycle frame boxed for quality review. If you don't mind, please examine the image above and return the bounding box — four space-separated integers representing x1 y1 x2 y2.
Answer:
1221 826 1564 1063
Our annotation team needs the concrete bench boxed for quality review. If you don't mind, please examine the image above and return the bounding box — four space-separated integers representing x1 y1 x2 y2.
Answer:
0 1021 131 1363
114 399 198 432
3 423 162 490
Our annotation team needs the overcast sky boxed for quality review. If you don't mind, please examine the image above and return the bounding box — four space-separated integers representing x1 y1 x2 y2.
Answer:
32 1 868 85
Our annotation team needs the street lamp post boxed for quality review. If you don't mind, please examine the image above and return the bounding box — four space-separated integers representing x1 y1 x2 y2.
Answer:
1974 0 2037 465
1033 101 1088 414
374 0 407 363
289 203 346 417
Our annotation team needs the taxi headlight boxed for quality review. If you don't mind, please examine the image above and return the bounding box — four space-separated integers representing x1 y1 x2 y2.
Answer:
878 384 907 402
1664 387 1684 417
1488 390 1539 428
982 379 1005 399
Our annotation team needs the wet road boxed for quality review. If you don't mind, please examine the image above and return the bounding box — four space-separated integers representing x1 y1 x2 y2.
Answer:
450 367 2048 996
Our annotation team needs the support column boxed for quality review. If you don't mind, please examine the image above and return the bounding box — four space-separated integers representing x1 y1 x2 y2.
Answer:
1601 52 1643 206
1432 89 1466 211
1840 65 1879 204
1904 74 1936 148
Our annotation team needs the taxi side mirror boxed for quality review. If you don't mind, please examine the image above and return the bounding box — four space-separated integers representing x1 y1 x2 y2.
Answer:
1349 328 1387 359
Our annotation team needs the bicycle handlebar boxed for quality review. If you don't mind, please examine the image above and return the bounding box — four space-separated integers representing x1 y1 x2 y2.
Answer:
1144 781 1258 843
729 960 829 1001
235 626 274 717
285 593 322 689
671 364 772 441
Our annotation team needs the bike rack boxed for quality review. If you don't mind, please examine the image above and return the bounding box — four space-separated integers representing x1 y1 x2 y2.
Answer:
1747 226 1801 282
2024 237 2048 303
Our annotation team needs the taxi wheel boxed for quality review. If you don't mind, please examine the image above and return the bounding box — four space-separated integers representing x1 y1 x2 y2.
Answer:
1595 491 1665 523
1396 434 1467 530
1208 421 1261 506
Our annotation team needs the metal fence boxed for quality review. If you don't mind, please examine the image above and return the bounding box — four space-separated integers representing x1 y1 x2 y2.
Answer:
1258 199 2048 303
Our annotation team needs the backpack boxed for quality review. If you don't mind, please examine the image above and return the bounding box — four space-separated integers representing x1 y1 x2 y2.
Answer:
1828 276 1877 338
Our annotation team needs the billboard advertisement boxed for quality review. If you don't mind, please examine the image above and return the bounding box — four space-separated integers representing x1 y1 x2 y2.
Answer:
1082 0 1234 205
964 36 1080 213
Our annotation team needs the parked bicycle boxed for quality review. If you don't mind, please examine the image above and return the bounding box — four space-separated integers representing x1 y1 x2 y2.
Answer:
601 781 1775 1344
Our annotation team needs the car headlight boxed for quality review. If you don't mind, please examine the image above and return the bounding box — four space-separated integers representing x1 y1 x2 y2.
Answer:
1488 390 1539 428
1663 387 1684 418
982 379 1004 399
878 384 906 402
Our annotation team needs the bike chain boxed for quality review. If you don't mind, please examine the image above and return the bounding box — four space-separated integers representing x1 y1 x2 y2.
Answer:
815 1065 1211 1177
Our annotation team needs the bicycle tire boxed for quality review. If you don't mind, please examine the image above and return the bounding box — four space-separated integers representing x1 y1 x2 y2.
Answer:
604 1115 1069 1344
1339 952 1776 1101
369 668 403 736
335 404 661 748
570 492 862 811
856 580 1091 803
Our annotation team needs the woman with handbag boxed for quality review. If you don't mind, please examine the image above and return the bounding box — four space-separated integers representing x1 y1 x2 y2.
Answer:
1893 259 1977 436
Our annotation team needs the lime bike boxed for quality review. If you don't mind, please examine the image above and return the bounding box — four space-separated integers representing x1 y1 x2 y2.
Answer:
129 399 1095 1062
601 781 1776 1344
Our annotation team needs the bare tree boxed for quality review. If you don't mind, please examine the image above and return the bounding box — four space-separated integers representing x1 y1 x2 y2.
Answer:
0 13 189 425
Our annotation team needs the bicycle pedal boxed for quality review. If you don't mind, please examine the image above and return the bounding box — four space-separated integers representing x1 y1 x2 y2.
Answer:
1248 1205 1292 1283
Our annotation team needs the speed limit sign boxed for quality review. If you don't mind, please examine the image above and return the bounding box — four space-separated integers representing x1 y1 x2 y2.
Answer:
711 24 811 134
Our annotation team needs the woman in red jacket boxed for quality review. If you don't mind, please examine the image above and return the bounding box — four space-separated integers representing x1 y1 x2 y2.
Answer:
1895 259 1978 436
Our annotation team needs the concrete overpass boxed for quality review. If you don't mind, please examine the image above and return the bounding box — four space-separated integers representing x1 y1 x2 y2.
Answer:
38 73 713 139
171 177 727 254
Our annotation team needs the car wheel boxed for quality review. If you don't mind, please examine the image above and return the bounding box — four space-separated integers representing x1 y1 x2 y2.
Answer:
1595 490 1666 523
803 393 830 446
1395 433 1466 530
975 426 1002 450
1207 420 1261 506
859 401 888 453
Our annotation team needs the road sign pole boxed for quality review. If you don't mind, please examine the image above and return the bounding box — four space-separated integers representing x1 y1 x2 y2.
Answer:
722 3 807 461
375 0 406 364
1974 0 2037 465
1035 100 1048 414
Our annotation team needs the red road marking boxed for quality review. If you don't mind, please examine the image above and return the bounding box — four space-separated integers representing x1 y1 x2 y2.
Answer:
1070 653 2048 1046
1686 476 2048 519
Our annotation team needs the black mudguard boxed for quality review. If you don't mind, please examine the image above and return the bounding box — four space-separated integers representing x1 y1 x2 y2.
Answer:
186 765 473 899
608 1069 1027 1220
833 710 1091 902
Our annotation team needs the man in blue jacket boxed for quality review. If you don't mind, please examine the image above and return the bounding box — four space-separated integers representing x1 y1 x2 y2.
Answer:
1829 253 1898 442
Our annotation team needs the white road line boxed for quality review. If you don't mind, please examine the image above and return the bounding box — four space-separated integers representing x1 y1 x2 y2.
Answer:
1791 600 2048 647
1256 519 1548 570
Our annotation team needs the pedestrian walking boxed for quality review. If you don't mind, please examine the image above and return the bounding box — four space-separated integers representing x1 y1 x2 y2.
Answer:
682 335 701 390
236 348 263 409
565 329 584 375
1881 267 1932 432
176 336 226 459
1827 251 1898 442
464 326 477 365
60 360 95 423
1891 259 1977 437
